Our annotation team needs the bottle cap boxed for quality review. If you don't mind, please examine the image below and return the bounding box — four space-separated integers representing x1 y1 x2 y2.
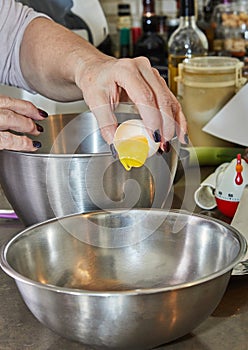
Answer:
118 3 131 16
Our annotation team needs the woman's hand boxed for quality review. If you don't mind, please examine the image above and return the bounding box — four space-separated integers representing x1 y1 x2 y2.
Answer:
76 56 188 148
0 95 47 151
20 18 187 149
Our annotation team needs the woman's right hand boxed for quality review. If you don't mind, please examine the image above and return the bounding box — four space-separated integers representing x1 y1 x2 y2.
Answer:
0 95 48 151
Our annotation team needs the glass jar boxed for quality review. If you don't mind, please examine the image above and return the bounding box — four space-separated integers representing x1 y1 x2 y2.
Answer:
176 56 246 147
211 0 248 58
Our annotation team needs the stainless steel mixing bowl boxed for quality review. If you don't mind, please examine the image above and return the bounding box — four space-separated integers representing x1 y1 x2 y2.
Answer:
0 103 179 226
0 209 246 349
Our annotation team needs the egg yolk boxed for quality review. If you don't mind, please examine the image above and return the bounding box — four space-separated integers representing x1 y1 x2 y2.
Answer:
115 136 149 171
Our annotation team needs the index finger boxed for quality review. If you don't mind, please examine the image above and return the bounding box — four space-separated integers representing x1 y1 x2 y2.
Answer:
115 57 162 134
0 95 48 120
114 57 186 145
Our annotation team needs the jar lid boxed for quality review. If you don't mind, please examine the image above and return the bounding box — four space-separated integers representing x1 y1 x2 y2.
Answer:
182 56 242 72
177 56 245 88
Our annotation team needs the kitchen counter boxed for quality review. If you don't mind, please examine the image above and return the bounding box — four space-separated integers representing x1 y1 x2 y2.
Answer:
0 167 247 350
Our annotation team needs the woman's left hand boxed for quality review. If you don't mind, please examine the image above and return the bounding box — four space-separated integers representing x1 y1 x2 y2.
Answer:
0 95 47 151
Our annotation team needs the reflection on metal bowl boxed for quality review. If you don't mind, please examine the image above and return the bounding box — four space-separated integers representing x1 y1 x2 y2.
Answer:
0 209 246 349
0 104 179 226
174 148 190 183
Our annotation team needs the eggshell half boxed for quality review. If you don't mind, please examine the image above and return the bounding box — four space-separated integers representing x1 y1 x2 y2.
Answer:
113 119 160 157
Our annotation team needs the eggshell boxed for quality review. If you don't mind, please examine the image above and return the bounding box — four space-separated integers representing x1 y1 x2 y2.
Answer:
113 119 160 157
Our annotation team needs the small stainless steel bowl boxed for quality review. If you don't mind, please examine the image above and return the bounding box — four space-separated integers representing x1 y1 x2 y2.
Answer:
0 103 179 226
0 209 246 349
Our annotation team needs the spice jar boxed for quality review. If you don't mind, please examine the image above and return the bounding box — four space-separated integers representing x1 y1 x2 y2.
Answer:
211 0 248 58
176 56 246 147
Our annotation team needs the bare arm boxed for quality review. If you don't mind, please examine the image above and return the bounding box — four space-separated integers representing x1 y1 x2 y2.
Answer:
20 18 101 102
20 17 187 146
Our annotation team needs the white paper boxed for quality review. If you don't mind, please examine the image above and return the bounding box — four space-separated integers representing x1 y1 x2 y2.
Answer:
203 83 248 147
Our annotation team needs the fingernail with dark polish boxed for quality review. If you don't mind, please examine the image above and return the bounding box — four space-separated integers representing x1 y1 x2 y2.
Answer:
38 108 48 118
153 129 161 143
164 141 171 153
157 147 164 155
110 143 117 159
33 141 42 148
36 123 44 132
184 133 189 144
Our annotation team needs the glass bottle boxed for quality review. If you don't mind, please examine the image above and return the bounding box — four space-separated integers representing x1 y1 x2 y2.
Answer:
197 0 216 53
133 0 166 67
116 3 132 58
117 3 132 31
168 0 209 96
157 15 168 43
119 28 131 58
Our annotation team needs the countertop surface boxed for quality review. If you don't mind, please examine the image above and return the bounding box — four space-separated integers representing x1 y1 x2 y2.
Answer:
0 167 247 350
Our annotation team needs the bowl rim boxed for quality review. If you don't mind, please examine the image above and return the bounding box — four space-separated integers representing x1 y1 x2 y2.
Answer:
0 136 179 158
0 102 179 158
1 149 111 158
0 209 246 296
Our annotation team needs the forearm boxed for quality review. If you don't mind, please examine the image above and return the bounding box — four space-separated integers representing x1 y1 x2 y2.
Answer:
20 17 187 147
20 17 114 102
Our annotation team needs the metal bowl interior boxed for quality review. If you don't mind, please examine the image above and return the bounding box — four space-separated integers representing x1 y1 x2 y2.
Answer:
0 104 179 226
0 210 246 349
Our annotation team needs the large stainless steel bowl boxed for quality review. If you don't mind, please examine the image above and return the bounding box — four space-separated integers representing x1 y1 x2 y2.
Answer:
0 104 179 226
0 209 246 349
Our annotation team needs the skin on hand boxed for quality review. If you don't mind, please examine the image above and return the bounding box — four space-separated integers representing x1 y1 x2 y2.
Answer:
0 95 46 151
19 18 187 149
76 56 187 147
